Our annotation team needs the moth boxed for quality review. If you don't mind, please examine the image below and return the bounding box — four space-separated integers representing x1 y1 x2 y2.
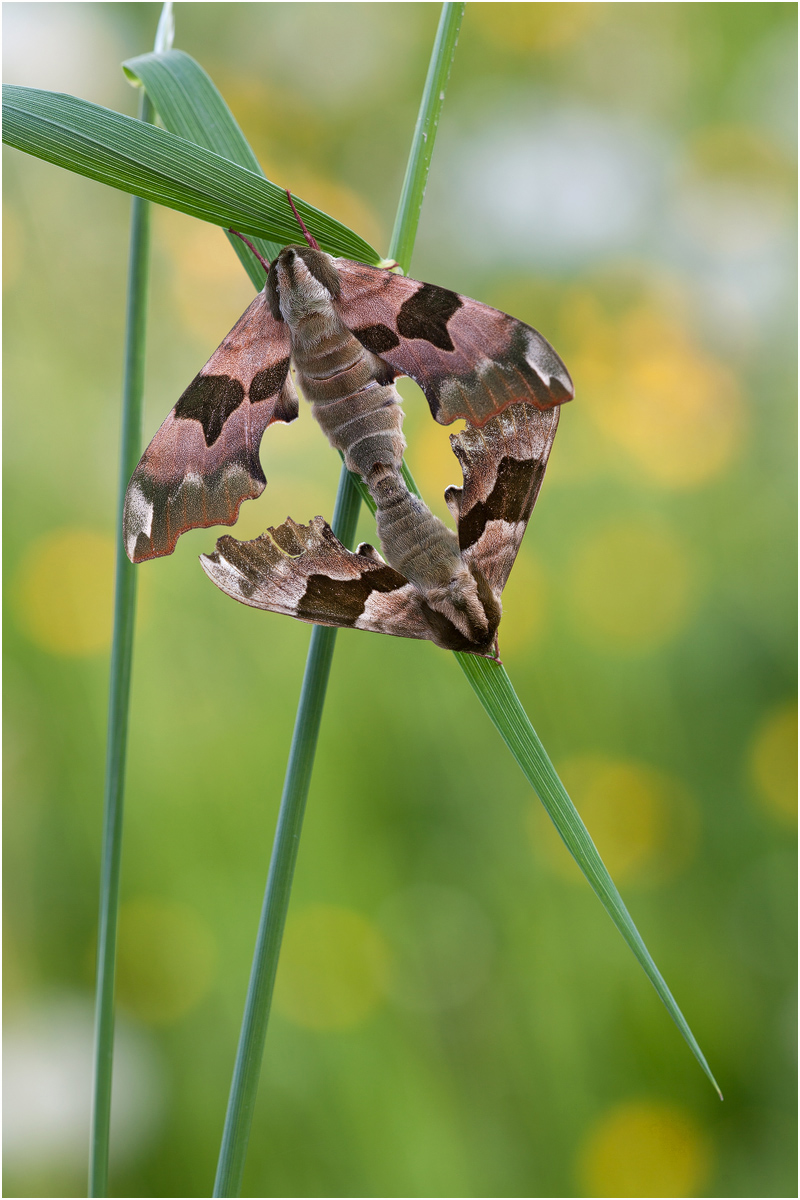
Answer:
124 209 573 657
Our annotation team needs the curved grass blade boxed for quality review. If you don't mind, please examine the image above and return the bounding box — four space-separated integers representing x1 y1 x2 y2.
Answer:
123 49 258 165
455 653 723 1098
322 322 720 1097
2 84 378 264
122 49 281 285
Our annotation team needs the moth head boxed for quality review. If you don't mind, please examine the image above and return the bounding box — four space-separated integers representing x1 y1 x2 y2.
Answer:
266 245 341 322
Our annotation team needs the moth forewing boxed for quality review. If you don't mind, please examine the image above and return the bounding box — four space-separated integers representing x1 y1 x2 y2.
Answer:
123 289 296 563
333 258 574 424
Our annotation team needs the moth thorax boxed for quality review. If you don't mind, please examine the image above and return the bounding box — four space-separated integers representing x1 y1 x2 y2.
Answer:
267 246 341 323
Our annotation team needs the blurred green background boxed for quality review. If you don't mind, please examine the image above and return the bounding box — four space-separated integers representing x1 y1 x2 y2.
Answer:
3 3 796 1197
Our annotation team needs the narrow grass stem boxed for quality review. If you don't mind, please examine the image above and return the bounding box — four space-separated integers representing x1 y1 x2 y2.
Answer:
88 89 154 1200
213 6 465 1194
390 2 464 502
212 470 361 1198
389 3 465 273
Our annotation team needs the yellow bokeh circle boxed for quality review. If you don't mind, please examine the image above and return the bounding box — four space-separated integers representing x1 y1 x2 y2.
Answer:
115 897 218 1025
273 904 390 1031
157 210 255 348
601 348 743 487
577 1100 712 1197
568 519 694 651
13 528 115 656
470 2 602 53
749 703 797 826
400 387 463 524
572 301 745 489
495 551 548 654
527 756 698 887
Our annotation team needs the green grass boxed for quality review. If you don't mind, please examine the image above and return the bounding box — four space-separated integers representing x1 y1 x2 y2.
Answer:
88 84 155 1200
212 9 468 1193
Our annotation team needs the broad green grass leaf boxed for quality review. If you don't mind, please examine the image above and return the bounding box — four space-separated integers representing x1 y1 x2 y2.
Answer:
123 49 282 286
2 84 378 265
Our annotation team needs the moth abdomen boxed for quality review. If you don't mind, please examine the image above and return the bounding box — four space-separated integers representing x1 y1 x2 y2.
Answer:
372 473 462 587
313 384 406 478
291 315 387 408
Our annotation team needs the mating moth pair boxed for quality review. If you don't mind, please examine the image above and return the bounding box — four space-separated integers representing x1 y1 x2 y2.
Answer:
124 216 573 659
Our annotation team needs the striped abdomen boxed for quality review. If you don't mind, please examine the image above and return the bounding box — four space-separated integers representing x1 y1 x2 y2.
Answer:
290 308 469 600
292 310 405 480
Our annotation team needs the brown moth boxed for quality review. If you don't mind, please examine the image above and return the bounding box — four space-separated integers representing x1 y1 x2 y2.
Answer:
124 214 572 657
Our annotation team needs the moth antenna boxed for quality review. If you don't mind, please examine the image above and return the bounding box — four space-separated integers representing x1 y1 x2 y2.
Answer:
228 229 271 274
286 190 321 250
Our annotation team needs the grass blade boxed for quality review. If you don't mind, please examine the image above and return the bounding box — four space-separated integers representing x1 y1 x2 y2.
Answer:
88 87 156 1200
2 83 378 264
455 654 723 1098
89 13 178 1194
212 471 362 1198
389 2 464 274
348 427 719 1094
212 6 465 1195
